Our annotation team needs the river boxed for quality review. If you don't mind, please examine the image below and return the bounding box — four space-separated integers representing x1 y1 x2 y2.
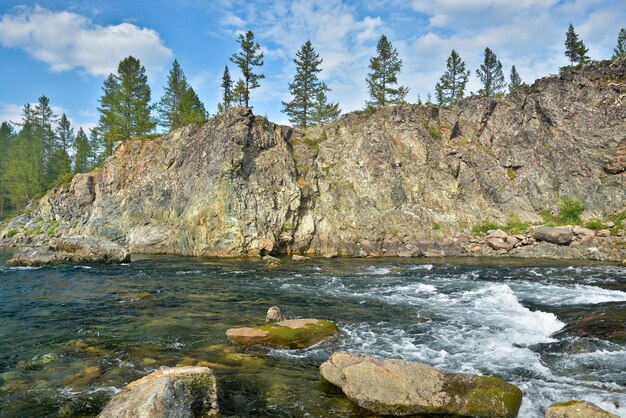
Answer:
0 253 625 417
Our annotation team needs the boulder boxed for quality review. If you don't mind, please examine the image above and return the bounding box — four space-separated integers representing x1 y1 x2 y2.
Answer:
292 254 310 261
487 229 509 240
596 229 611 237
486 237 514 252
266 306 286 323
544 400 618 418
572 226 595 237
320 352 522 417
7 236 130 266
98 366 218 418
533 226 573 245
226 319 338 349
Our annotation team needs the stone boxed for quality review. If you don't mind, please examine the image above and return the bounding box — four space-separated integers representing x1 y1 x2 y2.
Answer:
572 226 595 237
7 236 130 266
266 306 286 323
226 319 338 349
544 400 618 418
291 254 310 261
487 229 509 240
323 251 339 258
320 352 522 417
580 236 595 245
596 229 611 237
486 237 513 252
98 366 218 418
533 226 574 245
262 255 280 263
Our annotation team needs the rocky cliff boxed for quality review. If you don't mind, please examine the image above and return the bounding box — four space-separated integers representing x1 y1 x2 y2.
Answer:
2 60 625 259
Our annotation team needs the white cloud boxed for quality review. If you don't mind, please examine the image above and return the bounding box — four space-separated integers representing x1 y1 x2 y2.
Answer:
0 5 173 77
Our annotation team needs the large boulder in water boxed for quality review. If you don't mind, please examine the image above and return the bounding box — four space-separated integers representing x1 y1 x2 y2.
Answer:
98 366 218 418
320 352 522 417
226 318 338 349
544 400 618 418
7 236 130 266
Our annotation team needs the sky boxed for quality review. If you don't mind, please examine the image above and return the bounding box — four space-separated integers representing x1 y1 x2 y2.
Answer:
0 0 624 131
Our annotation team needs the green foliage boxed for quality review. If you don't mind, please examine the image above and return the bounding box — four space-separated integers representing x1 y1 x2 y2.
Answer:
46 220 58 236
98 56 155 155
366 34 408 107
609 210 626 227
509 66 522 94
584 219 605 230
435 50 469 106
427 125 441 139
565 24 589 66
230 31 264 108
472 221 502 235
507 168 516 180
219 65 233 112
232 79 246 106
557 195 585 224
432 222 441 231
614 28 626 59
472 215 529 235
476 48 506 97
283 40 340 128
158 59 207 130
7 229 17 238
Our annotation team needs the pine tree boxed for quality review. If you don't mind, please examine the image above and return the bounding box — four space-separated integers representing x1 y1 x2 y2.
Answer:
232 79 246 106
177 86 207 126
366 35 408 107
230 31 264 108
158 59 187 130
476 48 506 97
73 127 90 173
565 24 590 66
435 50 469 106
88 127 104 168
0 122 15 217
98 56 155 155
48 113 73 184
311 89 341 126
613 28 626 59
33 96 57 189
219 66 233 112
282 40 339 128
509 66 522 94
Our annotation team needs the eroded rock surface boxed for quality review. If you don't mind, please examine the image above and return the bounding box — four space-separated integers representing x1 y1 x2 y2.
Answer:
320 352 522 417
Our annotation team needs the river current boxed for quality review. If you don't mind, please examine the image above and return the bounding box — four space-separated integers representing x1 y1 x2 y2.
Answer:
0 253 625 417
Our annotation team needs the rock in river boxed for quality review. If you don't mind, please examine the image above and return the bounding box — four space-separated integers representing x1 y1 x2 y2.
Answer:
226 318 338 349
98 366 218 418
544 400 618 418
8 236 130 266
320 352 522 417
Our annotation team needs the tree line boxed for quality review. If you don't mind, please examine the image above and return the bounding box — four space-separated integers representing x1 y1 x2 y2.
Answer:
1 25 624 217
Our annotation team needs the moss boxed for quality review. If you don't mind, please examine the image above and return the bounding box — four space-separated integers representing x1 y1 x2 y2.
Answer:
507 168 516 180
46 220 59 236
432 222 441 231
228 320 339 349
446 375 522 418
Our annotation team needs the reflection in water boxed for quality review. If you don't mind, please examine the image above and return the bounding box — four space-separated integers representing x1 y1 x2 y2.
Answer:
0 254 625 417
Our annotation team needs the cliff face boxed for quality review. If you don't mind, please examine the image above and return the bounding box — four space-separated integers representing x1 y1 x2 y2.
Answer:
3 60 625 258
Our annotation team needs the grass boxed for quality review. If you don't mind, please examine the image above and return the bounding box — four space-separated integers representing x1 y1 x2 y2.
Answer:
472 215 529 235
584 219 605 231
432 222 441 231
6 229 18 238
557 195 585 224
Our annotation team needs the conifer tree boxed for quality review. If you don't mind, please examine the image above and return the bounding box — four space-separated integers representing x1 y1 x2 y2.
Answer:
282 40 340 128
177 86 207 126
565 24 589 66
98 56 155 155
157 59 206 130
614 28 626 59
88 127 104 168
509 66 522 93
476 48 506 97
435 50 469 106
366 35 408 107
232 79 246 106
219 66 233 112
33 96 57 189
0 122 15 216
48 113 73 184
230 31 264 108
73 127 90 173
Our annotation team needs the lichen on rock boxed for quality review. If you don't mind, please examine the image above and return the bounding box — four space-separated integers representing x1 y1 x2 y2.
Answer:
226 318 338 349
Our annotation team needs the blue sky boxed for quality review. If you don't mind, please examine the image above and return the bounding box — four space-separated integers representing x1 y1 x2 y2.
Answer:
0 0 625 131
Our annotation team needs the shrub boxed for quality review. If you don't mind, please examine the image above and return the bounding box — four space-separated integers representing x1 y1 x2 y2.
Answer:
557 195 584 224
432 222 441 231
6 229 18 238
504 215 529 234
472 221 501 235
584 219 604 230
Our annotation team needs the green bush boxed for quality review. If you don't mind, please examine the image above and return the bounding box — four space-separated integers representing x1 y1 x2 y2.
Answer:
6 229 18 238
504 215 529 234
557 196 585 224
472 221 501 235
584 219 604 230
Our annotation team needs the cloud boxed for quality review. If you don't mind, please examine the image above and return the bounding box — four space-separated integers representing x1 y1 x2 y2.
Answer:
0 5 173 77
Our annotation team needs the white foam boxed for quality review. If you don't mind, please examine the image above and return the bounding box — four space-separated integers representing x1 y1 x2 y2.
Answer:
512 282 626 305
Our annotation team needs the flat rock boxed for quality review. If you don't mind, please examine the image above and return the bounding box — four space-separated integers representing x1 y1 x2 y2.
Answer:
98 366 218 418
320 352 522 417
7 236 130 266
533 226 574 245
226 318 338 349
292 254 310 261
486 237 514 251
544 400 618 418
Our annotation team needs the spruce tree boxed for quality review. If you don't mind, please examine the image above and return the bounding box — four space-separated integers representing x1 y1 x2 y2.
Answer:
219 66 233 112
435 50 469 106
232 79 246 106
509 66 522 93
565 24 589 66
476 48 506 97
98 56 155 155
230 31 264 108
613 28 626 59
282 40 339 128
33 96 57 189
73 127 90 173
311 89 341 126
88 127 104 168
158 59 187 130
177 86 207 126
366 35 408 107
48 113 73 184
0 122 15 216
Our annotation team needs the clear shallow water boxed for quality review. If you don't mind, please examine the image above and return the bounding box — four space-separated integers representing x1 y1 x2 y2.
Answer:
0 253 625 417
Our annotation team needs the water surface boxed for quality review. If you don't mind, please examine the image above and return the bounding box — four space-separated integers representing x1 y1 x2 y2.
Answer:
1 253 625 417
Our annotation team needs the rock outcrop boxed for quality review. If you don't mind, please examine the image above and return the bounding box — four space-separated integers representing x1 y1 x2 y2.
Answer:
544 400 618 418
1 60 625 260
320 352 522 417
98 366 218 418
226 319 338 349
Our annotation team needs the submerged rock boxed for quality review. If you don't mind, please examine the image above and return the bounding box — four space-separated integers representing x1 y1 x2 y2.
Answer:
98 366 218 418
532 226 574 245
226 318 338 349
320 352 522 417
7 236 130 266
544 400 618 418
